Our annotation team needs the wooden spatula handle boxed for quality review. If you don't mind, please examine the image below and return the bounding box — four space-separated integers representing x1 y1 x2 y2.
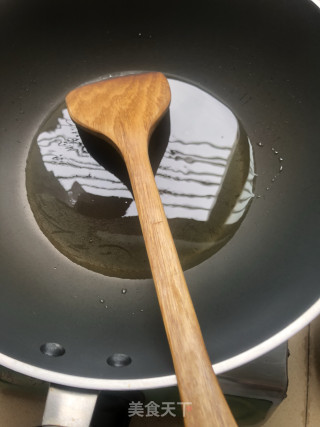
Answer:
125 143 237 427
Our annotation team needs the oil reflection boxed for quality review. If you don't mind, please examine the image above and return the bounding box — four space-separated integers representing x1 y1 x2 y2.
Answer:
26 76 255 278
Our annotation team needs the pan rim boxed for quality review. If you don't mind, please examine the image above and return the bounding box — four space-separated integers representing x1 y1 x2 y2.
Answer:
0 299 318 390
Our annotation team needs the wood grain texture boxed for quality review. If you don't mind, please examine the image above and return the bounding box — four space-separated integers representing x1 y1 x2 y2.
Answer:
66 72 237 427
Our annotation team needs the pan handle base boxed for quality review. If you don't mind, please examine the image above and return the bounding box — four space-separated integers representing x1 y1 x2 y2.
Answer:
42 384 98 427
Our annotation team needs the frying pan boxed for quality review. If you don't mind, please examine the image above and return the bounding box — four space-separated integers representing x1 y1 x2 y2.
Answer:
0 0 319 424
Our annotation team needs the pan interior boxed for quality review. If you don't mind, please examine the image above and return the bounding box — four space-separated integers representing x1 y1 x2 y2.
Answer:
0 0 319 386
26 75 255 279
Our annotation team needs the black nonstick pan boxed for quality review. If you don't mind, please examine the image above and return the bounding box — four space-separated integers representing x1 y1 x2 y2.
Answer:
0 0 319 424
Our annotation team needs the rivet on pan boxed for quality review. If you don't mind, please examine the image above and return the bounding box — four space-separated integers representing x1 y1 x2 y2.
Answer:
107 353 132 368
40 342 65 357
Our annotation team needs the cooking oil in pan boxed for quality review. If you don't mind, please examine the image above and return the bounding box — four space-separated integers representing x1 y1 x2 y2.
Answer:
26 75 255 279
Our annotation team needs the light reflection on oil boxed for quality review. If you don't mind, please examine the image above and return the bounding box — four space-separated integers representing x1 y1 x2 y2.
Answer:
26 75 255 279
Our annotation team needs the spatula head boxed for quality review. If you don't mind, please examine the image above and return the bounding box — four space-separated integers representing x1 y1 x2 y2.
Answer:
65 72 171 156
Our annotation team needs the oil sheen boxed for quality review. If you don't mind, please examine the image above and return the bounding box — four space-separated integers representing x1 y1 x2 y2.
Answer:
26 75 255 279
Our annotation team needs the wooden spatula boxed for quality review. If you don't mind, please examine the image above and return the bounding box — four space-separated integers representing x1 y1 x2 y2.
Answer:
66 72 237 427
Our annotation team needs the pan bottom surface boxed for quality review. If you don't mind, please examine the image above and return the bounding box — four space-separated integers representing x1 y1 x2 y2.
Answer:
26 73 255 280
